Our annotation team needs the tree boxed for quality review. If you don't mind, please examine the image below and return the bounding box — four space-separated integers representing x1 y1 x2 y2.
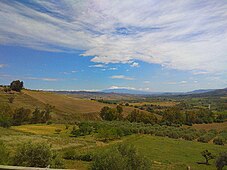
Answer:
91 144 150 170
0 104 12 128
10 80 24 92
216 152 227 170
201 150 215 165
100 106 122 121
12 107 31 125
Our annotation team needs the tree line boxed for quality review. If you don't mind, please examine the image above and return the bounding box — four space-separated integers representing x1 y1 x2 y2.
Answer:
0 104 53 128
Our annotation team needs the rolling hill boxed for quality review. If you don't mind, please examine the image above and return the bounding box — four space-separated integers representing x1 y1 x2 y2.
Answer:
0 89 158 122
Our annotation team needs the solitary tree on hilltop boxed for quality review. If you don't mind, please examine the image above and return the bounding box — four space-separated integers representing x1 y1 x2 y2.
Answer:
10 80 23 92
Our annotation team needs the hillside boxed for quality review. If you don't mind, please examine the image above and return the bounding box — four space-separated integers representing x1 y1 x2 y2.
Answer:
0 89 158 122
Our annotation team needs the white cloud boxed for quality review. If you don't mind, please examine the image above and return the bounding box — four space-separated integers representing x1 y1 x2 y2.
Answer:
130 62 139 67
110 75 135 80
109 67 117 70
0 1 227 73
26 77 59 81
89 64 106 68
108 86 135 90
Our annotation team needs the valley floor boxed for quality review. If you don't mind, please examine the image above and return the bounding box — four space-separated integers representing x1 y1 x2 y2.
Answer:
1 124 226 170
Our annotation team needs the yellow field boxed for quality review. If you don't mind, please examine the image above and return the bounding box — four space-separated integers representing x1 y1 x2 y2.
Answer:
11 124 70 135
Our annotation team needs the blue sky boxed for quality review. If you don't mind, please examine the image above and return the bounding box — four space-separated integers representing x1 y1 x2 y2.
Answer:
0 0 227 92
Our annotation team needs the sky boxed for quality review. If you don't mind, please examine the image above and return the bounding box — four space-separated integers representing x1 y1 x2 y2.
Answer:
0 0 227 92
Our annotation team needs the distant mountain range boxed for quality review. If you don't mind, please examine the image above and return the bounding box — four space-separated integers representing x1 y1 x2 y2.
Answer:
52 88 227 97
102 88 217 95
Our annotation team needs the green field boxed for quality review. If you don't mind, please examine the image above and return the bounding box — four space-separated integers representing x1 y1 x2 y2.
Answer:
1 124 226 170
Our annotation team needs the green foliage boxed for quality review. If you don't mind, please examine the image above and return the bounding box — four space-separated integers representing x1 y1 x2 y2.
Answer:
0 141 9 164
100 106 123 121
71 122 93 137
198 131 217 143
213 138 225 145
201 150 215 165
216 152 227 170
96 127 123 142
12 107 31 126
31 106 52 124
63 150 92 161
91 144 151 170
162 108 186 125
13 141 52 168
10 80 23 92
127 109 157 124
0 104 12 128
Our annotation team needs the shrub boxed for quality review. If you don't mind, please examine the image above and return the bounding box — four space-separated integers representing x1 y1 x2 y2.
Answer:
63 150 92 161
13 142 52 168
96 128 122 142
213 138 225 145
8 96 15 103
216 152 227 170
201 150 215 165
0 141 9 164
91 144 151 170
0 104 12 128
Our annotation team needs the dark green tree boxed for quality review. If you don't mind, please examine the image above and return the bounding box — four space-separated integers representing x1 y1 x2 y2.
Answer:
10 80 23 92
216 152 227 170
201 150 215 165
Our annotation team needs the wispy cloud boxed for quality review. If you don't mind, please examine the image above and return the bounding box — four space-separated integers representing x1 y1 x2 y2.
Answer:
0 64 7 68
110 75 135 80
0 73 60 82
89 64 106 68
24 77 59 81
0 1 227 73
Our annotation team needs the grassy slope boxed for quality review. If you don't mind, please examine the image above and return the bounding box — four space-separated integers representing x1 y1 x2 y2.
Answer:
0 89 157 122
123 135 227 170
6 124 227 170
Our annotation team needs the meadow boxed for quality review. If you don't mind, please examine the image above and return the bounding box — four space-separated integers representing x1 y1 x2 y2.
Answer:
1 123 226 170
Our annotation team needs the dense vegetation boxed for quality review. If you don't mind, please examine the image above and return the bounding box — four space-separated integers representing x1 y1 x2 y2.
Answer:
91 144 151 170
0 103 53 127
71 121 227 145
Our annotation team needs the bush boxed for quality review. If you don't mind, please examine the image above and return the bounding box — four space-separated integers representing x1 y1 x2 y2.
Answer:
63 150 92 161
216 152 227 170
8 96 15 103
213 138 225 145
91 144 151 170
0 141 9 164
0 104 12 128
13 142 52 168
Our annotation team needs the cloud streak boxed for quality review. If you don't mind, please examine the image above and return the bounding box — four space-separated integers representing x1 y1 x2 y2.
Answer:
0 0 227 73
110 75 135 80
